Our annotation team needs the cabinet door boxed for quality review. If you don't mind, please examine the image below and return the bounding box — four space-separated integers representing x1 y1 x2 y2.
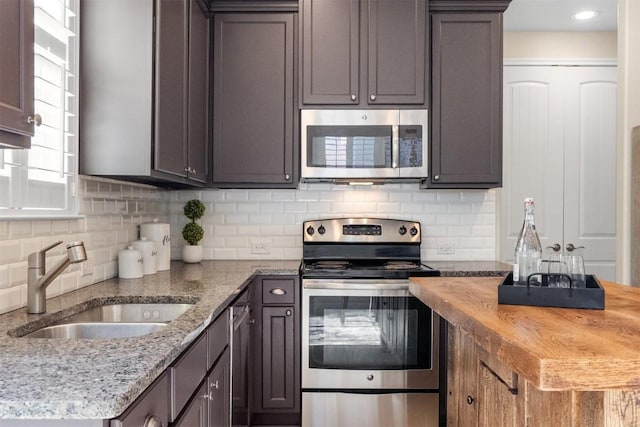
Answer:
173 381 208 427
428 13 502 188
187 0 210 184
447 325 478 426
110 372 169 427
0 0 34 149
367 0 426 105
213 13 296 186
209 348 231 427
155 0 188 178
478 362 523 426
300 0 360 105
260 306 296 410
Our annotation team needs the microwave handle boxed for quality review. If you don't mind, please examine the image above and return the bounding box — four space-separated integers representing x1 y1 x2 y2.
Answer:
392 124 399 169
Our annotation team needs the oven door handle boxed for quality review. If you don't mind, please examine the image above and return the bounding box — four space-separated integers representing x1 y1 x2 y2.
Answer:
303 280 410 291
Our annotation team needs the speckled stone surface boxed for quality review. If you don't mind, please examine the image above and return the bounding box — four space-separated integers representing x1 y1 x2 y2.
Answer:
429 260 511 277
0 259 509 421
0 260 299 420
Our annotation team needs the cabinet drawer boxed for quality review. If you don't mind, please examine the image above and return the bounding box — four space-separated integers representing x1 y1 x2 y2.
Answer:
262 278 296 305
110 372 169 427
170 333 208 422
208 310 229 370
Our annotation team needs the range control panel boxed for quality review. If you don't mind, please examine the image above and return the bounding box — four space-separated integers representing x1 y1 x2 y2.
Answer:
303 218 421 243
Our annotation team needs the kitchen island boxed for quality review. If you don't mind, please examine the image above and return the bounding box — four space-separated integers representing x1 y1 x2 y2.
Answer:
410 276 640 426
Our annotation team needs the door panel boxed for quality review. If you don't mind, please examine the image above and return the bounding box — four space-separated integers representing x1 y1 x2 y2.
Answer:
502 67 564 258
501 66 617 281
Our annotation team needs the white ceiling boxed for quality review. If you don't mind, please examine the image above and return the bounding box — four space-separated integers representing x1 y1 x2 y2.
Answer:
503 0 618 32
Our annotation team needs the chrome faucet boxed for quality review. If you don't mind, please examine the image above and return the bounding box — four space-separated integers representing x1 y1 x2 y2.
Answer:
27 241 87 314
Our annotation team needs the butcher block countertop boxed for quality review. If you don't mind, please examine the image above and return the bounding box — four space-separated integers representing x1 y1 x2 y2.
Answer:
409 276 640 391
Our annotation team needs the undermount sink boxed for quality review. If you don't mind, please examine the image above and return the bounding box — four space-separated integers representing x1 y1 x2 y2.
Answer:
20 302 195 339
24 322 167 339
60 303 195 323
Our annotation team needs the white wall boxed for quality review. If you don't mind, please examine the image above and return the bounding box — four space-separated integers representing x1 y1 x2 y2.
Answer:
618 0 640 285
504 31 617 60
0 176 169 314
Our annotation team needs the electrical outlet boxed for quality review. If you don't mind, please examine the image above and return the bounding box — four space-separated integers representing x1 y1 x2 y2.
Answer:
251 239 271 254
437 240 456 255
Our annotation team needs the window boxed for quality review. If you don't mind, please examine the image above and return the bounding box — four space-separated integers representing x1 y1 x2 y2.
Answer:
0 0 79 217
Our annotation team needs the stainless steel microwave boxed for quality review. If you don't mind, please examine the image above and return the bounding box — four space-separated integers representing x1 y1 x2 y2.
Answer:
300 109 429 181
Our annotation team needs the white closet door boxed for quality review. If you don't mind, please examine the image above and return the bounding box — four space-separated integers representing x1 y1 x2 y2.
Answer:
501 65 617 281
502 66 565 261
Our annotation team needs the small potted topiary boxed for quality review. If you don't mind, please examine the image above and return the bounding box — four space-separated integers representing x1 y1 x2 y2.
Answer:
182 199 206 263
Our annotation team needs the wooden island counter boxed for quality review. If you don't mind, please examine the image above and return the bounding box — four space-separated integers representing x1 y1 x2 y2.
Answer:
410 276 640 426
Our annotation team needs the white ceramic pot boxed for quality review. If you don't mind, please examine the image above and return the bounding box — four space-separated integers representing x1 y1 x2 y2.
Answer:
182 245 203 263
131 237 157 275
140 219 171 271
118 246 144 279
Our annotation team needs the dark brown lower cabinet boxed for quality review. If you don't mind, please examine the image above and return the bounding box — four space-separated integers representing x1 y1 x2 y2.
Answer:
208 348 231 427
251 276 301 425
173 382 208 427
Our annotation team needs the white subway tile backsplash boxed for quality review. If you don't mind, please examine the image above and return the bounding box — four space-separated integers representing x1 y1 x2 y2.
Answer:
0 285 25 313
9 222 32 238
1 177 499 314
0 176 168 314
0 265 8 289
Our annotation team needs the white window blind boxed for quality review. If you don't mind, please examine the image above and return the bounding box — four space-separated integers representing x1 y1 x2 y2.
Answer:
0 0 79 217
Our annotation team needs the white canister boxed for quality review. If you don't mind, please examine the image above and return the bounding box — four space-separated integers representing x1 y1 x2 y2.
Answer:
140 219 171 271
132 237 157 275
118 246 144 279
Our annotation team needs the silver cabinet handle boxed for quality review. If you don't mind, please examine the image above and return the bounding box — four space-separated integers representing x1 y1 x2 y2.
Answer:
370 94 376 101
143 415 163 427
286 309 292 316
284 174 290 180
350 94 357 101
546 243 561 252
434 175 440 181
566 243 585 252
366 374 374 381
27 114 42 126
270 288 286 295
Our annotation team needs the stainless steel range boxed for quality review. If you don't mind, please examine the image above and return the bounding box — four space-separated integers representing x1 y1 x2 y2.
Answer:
300 218 441 427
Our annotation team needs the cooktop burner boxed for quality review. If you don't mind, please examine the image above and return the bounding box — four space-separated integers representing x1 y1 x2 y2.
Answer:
300 260 440 279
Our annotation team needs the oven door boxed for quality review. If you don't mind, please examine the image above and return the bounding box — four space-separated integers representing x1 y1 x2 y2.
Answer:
302 279 439 390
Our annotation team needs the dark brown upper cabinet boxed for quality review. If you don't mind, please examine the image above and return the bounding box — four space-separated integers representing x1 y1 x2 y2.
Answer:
0 0 35 149
212 13 297 188
80 0 210 187
300 0 427 107
426 3 509 189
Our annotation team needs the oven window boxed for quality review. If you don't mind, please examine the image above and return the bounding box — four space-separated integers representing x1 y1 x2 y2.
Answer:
307 126 392 168
307 295 432 370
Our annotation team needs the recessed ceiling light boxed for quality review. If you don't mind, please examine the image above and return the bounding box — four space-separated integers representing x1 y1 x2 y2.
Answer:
573 10 599 21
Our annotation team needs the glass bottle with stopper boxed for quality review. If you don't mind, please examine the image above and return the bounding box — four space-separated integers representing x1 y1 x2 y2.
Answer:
513 198 542 286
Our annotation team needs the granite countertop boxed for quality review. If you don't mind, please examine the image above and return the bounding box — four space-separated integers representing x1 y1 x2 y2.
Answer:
0 260 299 420
0 259 509 420
429 260 511 277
